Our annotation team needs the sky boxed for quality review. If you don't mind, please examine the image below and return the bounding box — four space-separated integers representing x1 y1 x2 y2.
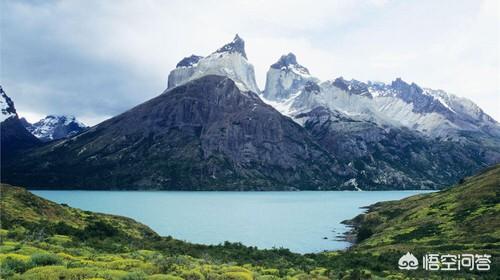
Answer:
1 0 499 125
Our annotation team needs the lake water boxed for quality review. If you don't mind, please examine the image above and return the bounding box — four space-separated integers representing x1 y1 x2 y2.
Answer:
32 190 431 253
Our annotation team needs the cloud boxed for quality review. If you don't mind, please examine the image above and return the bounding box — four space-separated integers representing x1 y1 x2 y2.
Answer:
1 0 498 125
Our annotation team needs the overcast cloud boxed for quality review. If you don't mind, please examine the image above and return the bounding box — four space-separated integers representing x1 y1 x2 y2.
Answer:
1 0 498 125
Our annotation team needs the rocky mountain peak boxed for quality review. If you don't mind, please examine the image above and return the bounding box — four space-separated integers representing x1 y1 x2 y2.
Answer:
332 77 372 98
390 78 423 94
213 34 247 59
1 87 41 156
271 53 310 75
167 34 259 93
1 86 17 122
176 55 203 68
25 115 87 142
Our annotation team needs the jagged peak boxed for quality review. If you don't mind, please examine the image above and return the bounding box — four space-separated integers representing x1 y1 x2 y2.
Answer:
176 55 203 68
31 115 87 129
213 34 247 59
390 78 423 94
271 53 310 75
271 53 298 68
1 85 17 122
332 77 372 98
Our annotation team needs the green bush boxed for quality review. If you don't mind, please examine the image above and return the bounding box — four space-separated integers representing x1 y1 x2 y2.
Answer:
121 271 147 280
147 275 184 280
29 253 62 267
181 269 206 280
1 256 29 277
222 271 253 280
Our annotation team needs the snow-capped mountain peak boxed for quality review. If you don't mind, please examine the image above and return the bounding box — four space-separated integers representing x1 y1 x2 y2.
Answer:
263 53 318 101
262 52 498 139
213 34 247 59
167 34 260 93
332 77 372 98
270 53 310 76
0 86 17 122
25 115 87 142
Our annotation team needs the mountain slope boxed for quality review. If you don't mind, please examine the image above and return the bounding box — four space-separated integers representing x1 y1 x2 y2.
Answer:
346 164 500 252
1 75 346 190
297 106 497 189
23 115 87 142
0 86 41 158
261 54 500 189
0 183 159 242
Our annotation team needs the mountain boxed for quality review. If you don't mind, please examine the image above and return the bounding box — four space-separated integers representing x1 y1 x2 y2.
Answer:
2 38 499 190
22 115 87 142
263 56 499 138
1 74 348 190
167 34 260 94
345 164 500 254
295 106 497 189
263 53 318 101
0 86 40 157
261 53 500 189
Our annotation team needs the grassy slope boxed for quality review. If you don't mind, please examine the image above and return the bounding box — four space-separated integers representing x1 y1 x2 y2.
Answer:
348 164 500 252
1 184 159 242
1 164 499 279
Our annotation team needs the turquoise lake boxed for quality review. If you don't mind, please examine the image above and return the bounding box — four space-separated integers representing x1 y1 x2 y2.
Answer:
32 190 432 253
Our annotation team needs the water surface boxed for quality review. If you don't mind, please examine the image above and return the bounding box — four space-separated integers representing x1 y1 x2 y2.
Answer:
33 190 431 253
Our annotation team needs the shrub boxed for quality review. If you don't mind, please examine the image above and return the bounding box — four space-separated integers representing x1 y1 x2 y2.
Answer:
181 270 205 280
0 256 29 276
147 274 184 280
84 220 120 238
356 227 373 242
121 271 147 280
29 253 62 267
222 271 253 280
21 265 68 280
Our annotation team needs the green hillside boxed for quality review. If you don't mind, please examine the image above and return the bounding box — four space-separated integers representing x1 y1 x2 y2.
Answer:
347 165 500 252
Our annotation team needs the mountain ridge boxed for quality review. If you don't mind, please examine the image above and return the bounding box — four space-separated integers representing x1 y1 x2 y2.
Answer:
1 35 499 190
22 115 87 142
1 75 350 190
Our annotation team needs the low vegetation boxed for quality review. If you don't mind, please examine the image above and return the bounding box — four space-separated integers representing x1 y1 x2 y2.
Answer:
1 165 499 279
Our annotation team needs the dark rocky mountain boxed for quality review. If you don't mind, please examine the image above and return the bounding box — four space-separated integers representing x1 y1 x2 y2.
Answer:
332 77 372 98
1 75 349 190
295 106 495 189
0 86 41 158
23 115 87 142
